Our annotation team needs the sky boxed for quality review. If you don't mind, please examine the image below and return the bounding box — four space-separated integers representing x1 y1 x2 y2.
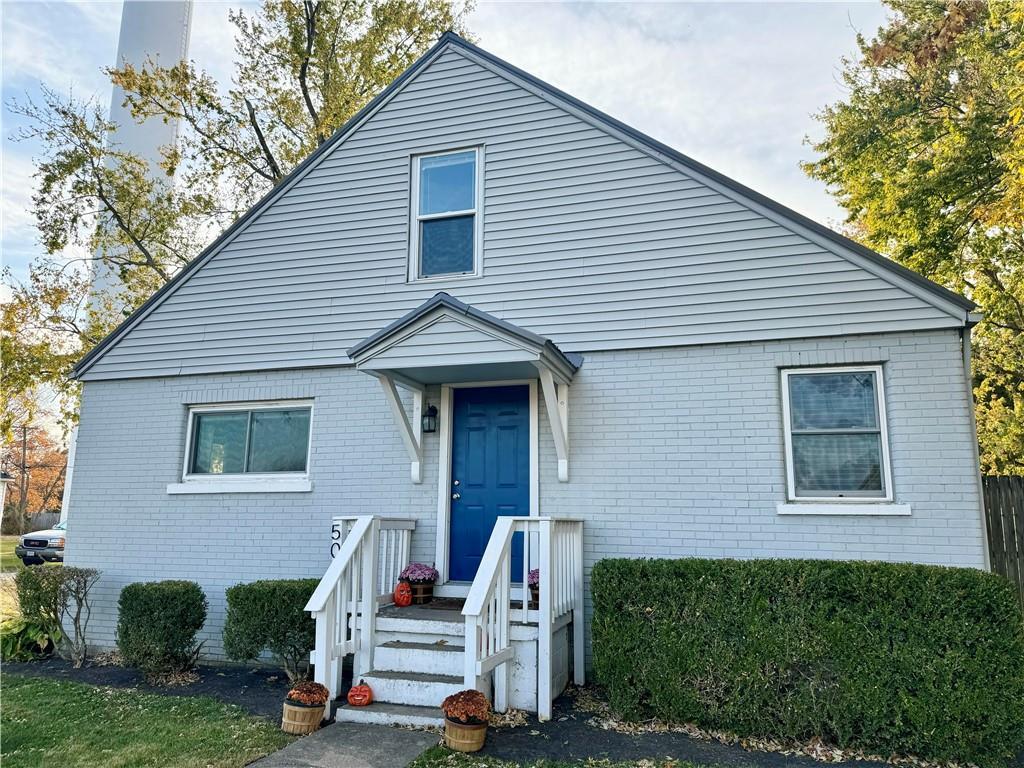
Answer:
0 0 892 289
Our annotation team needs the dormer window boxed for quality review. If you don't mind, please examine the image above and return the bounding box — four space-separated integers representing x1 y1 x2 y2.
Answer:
409 148 482 281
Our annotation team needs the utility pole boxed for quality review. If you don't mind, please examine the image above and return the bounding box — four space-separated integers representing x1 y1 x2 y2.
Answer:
17 425 34 521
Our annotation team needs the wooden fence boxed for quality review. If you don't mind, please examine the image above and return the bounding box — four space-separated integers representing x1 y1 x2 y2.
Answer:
983 475 1024 609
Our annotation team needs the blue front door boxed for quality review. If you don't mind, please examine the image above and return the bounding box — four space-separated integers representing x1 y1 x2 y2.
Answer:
449 385 529 582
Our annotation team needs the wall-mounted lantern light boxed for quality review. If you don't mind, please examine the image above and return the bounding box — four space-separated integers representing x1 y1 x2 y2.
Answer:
422 405 438 434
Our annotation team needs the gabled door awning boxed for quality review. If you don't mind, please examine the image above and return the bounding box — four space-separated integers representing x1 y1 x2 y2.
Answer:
348 293 581 483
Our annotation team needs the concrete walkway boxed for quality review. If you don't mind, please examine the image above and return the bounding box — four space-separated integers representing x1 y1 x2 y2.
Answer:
249 722 438 768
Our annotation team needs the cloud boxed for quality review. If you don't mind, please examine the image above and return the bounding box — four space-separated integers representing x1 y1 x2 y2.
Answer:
187 1 254 86
1 1 119 98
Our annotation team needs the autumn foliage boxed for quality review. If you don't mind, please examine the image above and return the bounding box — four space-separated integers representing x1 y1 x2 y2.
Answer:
1 429 66 531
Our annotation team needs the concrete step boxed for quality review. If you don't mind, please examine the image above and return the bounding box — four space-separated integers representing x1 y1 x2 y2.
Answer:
332 701 444 728
374 640 464 677
361 669 464 708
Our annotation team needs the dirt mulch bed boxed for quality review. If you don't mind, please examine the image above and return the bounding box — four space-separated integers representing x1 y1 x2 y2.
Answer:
480 688 1024 768
2 657 292 720
480 695 882 768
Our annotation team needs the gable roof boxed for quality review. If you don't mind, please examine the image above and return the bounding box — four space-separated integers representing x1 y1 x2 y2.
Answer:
71 32 974 380
349 291 581 366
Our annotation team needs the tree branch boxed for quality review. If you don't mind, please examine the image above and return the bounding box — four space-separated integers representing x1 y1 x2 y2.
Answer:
298 1 322 141
244 98 283 182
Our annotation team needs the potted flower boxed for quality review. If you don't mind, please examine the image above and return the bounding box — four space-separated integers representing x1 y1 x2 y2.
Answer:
528 568 540 608
399 562 439 605
440 689 491 752
281 681 329 735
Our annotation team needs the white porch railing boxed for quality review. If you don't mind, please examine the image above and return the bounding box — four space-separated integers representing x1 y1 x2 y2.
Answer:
462 516 584 721
332 516 415 603
306 516 415 701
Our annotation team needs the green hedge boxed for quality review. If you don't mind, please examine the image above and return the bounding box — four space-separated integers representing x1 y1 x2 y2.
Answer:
223 579 318 681
15 567 66 638
117 581 207 677
591 558 1024 766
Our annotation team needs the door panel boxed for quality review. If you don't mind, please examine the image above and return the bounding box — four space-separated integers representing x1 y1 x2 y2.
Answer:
449 385 529 582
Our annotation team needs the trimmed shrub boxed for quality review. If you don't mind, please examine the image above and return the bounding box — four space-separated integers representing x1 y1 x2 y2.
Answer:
223 579 317 681
14 566 101 666
117 581 207 677
60 567 102 667
591 558 1024 766
15 567 66 639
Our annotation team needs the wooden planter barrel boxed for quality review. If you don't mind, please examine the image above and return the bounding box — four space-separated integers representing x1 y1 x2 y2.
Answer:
410 581 434 605
281 701 326 735
444 718 487 752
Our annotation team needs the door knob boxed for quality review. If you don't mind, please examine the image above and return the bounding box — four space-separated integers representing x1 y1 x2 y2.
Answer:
453 479 460 486
452 493 461 500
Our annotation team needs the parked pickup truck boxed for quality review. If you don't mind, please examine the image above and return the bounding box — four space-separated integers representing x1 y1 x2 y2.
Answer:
15 521 66 566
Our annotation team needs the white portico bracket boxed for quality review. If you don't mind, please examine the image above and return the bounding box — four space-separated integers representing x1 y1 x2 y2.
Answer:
536 365 569 482
377 374 425 484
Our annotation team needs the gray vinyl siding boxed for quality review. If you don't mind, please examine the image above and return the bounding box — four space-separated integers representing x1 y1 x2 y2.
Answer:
66 329 986 659
81 47 960 381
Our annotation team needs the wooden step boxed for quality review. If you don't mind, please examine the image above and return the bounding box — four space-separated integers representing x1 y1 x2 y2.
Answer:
376 615 465 640
378 603 466 623
374 640 464 677
360 669 464 708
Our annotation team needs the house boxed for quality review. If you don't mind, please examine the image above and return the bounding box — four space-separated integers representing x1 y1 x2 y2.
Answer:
0 470 13 511
65 33 989 725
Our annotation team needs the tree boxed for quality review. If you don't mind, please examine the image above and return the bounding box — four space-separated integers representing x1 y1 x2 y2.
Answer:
2 0 472 437
804 0 1024 473
1 427 67 527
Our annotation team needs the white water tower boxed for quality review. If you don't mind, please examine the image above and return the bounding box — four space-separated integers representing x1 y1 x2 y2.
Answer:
62 0 194 522
90 0 194 300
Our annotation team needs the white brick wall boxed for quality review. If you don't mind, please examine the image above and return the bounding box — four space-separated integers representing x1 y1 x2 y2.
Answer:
66 329 987 659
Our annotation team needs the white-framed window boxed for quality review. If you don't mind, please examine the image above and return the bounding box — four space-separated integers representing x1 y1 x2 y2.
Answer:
780 366 893 502
408 147 482 281
168 400 313 494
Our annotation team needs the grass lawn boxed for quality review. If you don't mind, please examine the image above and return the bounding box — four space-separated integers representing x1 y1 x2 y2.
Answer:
1 675 294 768
410 745 708 768
1 535 22 572
0 580 19 621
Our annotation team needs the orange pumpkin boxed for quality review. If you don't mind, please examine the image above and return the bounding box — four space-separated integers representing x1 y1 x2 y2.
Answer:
347 679 373 707
394 580 413 608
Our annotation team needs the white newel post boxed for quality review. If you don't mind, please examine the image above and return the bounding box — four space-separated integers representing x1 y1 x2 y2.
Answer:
537 519 553 721
464 617 482 693
493 551 511 713
357 518 379 680
314 588 339 701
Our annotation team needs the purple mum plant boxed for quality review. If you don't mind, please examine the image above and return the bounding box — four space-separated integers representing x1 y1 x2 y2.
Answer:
528 568 540 588
400 562 439 584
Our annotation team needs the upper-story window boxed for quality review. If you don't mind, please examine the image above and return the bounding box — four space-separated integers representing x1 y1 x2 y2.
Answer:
780 366 893 501
409 148 481 281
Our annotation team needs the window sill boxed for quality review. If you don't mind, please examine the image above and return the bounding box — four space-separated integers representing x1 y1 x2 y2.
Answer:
407 272 482 285
776 503 911 516
167 478 312 495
